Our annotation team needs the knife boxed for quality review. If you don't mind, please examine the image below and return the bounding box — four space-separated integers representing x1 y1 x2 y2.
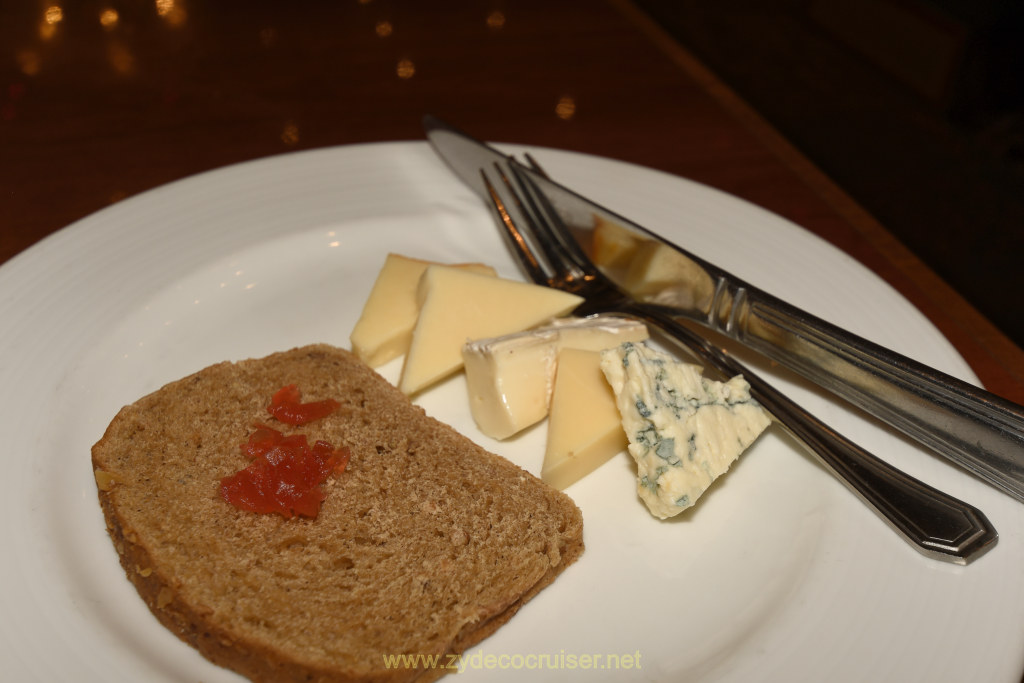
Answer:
423 114 1024 504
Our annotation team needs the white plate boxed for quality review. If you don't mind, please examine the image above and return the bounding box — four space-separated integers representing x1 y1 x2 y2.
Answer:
2 141 1022 682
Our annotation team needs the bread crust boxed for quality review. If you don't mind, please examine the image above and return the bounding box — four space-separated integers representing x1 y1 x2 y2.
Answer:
92 345 583 682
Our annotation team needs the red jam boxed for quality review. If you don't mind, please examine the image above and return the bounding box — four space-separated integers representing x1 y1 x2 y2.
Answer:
220 424 351 519
267 384 341 425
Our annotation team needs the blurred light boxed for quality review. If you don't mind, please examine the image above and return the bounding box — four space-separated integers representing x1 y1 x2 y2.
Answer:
108 42 136 75
396 58 415 79
281 121 300 145
17 51 41 76
375 20 392 37
44 5 64 24
486 10 506 30
555 95 576 120
39 6 62 40
100 8 120 28
156 0 187 26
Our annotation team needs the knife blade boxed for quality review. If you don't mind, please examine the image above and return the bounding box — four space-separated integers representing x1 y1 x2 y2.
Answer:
423 114 1024 504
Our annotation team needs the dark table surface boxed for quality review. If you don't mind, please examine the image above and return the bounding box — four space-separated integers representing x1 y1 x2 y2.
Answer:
3 0 1021 405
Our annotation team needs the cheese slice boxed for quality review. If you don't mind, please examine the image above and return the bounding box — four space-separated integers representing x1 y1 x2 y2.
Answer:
350 254 496 367
601 341 771 518
398 267 584 395
542 348 627 490
463 316 649 440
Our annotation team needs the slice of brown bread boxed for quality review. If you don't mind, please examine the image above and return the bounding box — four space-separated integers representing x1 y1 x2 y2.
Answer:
92 344 584 682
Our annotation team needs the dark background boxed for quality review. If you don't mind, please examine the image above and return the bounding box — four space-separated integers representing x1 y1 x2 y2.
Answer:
3 0 1021 351
634 0 1024 347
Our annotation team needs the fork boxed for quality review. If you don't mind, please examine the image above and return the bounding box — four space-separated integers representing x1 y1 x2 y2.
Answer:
480 156 996 564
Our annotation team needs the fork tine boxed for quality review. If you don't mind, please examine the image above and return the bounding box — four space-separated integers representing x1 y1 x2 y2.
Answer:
480 170 548 285
522 152 547 177
506 160 597 284
497 162 587 283
515 163 589 258
485 161 591 292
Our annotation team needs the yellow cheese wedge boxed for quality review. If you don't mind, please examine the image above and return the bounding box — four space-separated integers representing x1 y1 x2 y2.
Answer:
350 254 496 367
399 267 583 395
462 317 649 440
541 348 627 490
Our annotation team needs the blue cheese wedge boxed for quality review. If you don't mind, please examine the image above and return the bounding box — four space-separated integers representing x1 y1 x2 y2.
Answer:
600 341 771 518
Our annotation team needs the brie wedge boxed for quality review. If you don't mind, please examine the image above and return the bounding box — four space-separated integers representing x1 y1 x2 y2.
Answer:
462 316 649 439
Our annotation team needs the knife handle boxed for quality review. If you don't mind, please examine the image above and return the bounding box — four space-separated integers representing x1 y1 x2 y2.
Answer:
692 276 1024 502
634 305 997 564
507 156 1024 503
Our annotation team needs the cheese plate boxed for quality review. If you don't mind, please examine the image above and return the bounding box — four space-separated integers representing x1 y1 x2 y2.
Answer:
1 141 1022 682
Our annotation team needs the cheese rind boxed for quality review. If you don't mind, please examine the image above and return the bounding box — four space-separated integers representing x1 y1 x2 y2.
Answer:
543 315 649 351
462 316 649 440
600 341 771 518
542 348 627 490
399 267 584 395
350 254 496 367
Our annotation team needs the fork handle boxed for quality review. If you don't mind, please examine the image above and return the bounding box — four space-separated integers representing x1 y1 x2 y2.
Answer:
628 304 997 564
683 278 1024 504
